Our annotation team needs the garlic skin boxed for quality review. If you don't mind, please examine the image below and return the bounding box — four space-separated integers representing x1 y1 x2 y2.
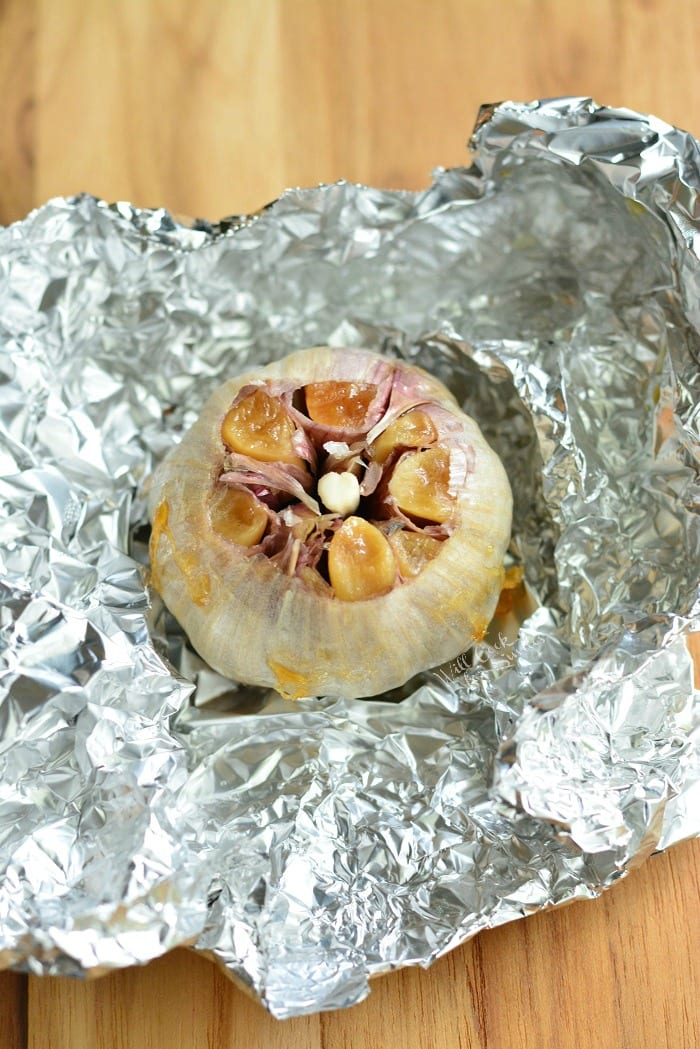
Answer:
148 347 512 700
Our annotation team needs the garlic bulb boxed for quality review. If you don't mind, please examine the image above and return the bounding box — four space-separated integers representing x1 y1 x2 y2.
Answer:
148 347 512 700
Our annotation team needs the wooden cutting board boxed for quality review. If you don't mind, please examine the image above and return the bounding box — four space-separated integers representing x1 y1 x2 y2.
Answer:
0 2 698 1046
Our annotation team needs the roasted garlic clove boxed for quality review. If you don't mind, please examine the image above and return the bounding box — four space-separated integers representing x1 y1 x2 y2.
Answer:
209 485 268 547
370 408 438 464
304 381 377 430
222 387 304 468
389 529 443 578
148 346 512 700
387 447 455 523
328 517 396 601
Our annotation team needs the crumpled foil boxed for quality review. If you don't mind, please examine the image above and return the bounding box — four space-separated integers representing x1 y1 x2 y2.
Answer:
0 97 698 1017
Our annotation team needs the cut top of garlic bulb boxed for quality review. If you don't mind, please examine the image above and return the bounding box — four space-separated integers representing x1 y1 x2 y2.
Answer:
212 361 462 594
149 347 512 700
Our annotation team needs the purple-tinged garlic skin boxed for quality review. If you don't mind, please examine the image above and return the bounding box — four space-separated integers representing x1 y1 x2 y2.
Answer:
148 347 512 700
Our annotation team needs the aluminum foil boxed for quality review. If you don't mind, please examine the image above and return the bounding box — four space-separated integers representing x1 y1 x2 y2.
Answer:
0 97 698 1017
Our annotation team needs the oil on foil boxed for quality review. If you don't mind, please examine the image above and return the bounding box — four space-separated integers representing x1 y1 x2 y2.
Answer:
0 98 698 1017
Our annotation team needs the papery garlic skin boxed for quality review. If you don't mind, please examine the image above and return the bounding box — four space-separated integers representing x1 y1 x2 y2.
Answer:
148 347 512 700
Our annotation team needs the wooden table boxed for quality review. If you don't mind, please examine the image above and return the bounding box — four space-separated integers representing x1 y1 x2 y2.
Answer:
1 2 699 1046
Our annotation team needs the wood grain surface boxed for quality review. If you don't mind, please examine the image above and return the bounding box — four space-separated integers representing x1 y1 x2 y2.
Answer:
0 1 699 1047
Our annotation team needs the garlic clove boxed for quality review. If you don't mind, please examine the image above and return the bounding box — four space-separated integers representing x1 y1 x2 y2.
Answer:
387 447 456 523
317 470 361 516
209 485 268 547
304 380 377 430
222 387 304 468
370 408 438 464
389 529 443 578
328 517 396 601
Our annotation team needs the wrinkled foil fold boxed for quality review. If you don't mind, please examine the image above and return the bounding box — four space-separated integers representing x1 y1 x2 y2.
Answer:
0 97 698 1017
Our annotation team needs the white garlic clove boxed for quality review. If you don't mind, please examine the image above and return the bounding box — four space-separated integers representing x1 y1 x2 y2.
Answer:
317 471 361 516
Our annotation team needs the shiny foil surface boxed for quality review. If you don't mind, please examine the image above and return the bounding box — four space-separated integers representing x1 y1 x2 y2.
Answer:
0 98 698 1017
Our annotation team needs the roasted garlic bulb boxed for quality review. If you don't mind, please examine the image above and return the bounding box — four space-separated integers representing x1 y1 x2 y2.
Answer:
148 347 512 699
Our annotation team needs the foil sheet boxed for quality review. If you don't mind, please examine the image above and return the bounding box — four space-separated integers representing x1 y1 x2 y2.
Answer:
0 97 698 1017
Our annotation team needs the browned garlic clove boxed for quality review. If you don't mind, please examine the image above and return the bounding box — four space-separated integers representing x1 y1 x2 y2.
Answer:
222 387 304 469
328 517 396 601
304 381 377 430
370 408 438 464
387 447 455 523
209 485 269 547
389 529 443 578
